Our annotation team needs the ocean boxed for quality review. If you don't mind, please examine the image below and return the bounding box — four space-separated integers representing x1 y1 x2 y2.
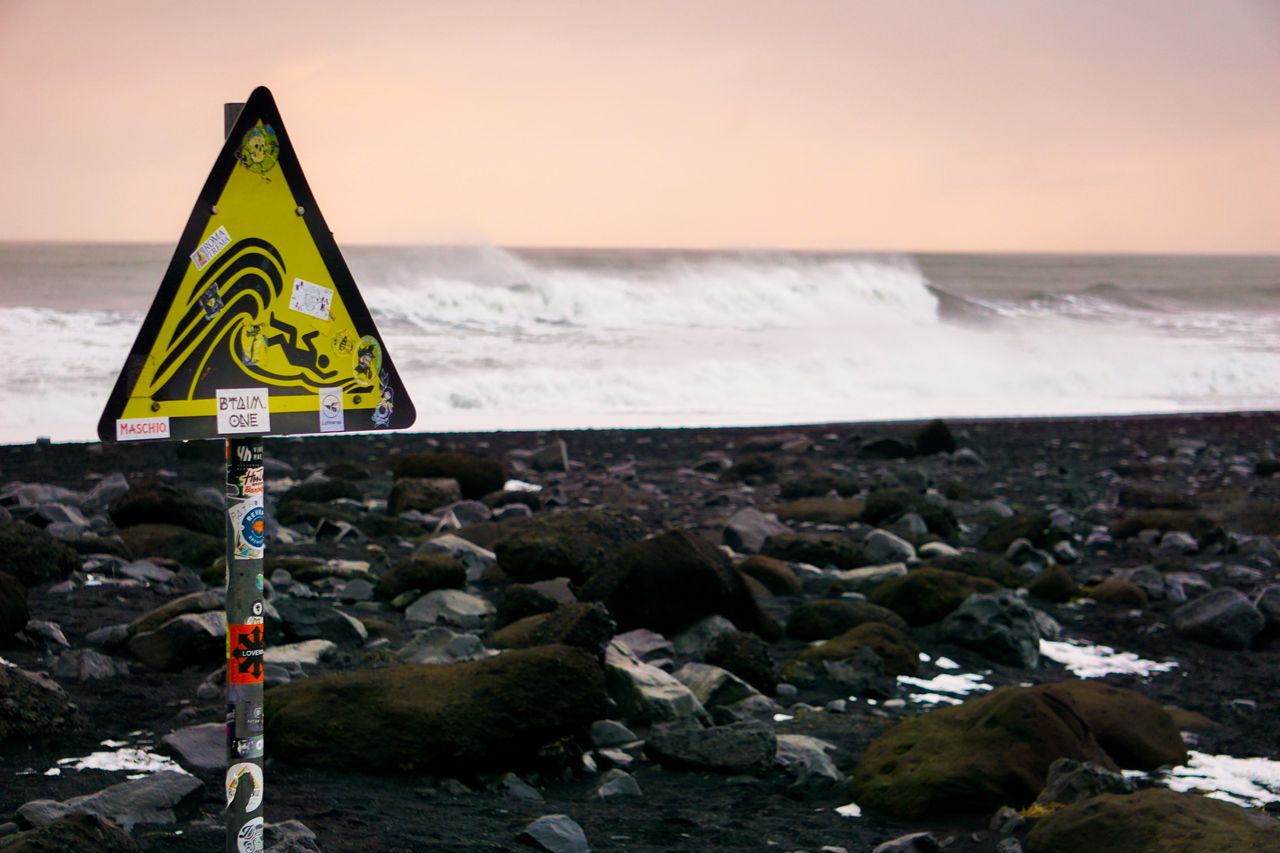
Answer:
2 243 1279 445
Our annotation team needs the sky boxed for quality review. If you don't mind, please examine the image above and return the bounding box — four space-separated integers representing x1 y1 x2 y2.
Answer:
1 0 1278 253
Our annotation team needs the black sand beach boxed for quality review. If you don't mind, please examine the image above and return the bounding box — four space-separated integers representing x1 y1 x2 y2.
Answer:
1 412 1278 852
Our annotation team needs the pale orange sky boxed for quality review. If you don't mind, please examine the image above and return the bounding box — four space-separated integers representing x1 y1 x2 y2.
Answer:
1 0 1278 252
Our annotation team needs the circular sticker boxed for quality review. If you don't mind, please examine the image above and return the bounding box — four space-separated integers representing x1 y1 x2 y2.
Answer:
237 816 264 852
241 506 265 549
226 762 264 812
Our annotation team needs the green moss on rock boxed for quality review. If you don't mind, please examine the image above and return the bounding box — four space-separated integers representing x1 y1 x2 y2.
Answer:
870 568 1001 626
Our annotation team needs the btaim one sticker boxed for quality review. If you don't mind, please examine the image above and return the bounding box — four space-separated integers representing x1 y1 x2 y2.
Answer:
237 817 264 853
217 388 271 434
228 622 265 685
191 226 231 270
289 277 334 321
116 417 170 441
226 762 264 811
227 495 265 559
319 388 344 432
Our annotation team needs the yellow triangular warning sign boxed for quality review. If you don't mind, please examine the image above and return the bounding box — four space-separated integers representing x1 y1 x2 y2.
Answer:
99 86 415 442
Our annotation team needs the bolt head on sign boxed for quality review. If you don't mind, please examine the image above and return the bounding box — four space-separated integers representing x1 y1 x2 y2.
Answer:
98 86 415 442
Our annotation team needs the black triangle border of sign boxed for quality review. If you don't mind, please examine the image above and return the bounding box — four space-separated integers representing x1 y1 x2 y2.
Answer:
97 85 416 442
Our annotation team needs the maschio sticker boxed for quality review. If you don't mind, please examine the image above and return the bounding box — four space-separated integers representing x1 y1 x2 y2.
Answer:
290 277 334 321
228 495 265 559
228 623 265 685
237 817 264 853
116 417 170 441
225 762 264 811
318 388 344 432
191 225 231 270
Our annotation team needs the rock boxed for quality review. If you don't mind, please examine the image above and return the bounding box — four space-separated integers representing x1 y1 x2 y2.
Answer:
264 819 320 853
500 772 544 801
761 532 868 570
1088 577 1148 608
863 530 916 564
774 734 841 789
913 419 957 456
593 768 641 799
494 511 644 584
488 603 615 654
1156 530 1200 557
158 722 225 773
127 611 225 671
391 452 506 500
990 805 1026 834
0 813 139 852
395 627 484 665
375 554 466 600
589 720 638 748
115 560 176 585
415 535 496 578
723 507 790 554
115 524 221 569
830 562 908 593
127 591 223 637
0 572 28 639
978 512 1053 553
278 478 363 507
0 521 79 585
1172 588 1265 650
0 665 74 742
1027 565 1077 603
785 599 907 640
404 589 495 629
646 718 776 773
611 629 674 664
704 631 778 696
520 439 570 473
794 622 919 677
929 552 1024 587
603 639 706 723
770 497 865 524
870 569 1001 626
16 770 203 831
858 437 917 460
1023 789 1280 853
720 454 778 483
266 645 608 773
736 555 802 595
1036 681 1187 770
274 598 369 645
938 589 1042 667
1256 584 1280 630
1032 757 1135 806
671 614 738 657
436 499 492 528
82 473 130 512
266 640 337 666
581 529 779 639
107 479 221 536
518 814 590 853
673 662 760 709
49 649 128 682
871 833 940 853
495 580 574 627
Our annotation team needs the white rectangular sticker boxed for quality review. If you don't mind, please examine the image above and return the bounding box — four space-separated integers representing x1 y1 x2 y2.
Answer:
216 388 270 434
318 388 344 433
116 417 170 441
289 278 334 322
227 496 265 560
191 226 231 270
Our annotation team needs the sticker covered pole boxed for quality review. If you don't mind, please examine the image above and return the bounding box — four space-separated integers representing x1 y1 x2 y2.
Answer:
223 100 266 853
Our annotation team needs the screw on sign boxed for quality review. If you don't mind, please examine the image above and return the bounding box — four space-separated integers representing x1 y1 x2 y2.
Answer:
96 88 415 852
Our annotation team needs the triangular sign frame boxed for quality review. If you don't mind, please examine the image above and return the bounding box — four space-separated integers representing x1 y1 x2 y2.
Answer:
98 86 415 442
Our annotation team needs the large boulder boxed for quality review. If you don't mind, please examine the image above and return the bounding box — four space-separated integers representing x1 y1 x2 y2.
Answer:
646 719 776 773
495 511 645 584
580 529 779 639
722 507 790 554
704 631 778 696
785 599 907 640
1027 565 1077 603
0 664 75 743
1172 588 1266 650
603 639 706 723
793 622 919 677
870 569 1001 626
15 771 203 832
107 479 221 536
0 571 29 639
375 554 466 600
127 591 223 637
937 589 1042 667
116 524 222 569
274 598 368 645
1036 680 1186 769
488 603 615 654
0 813 139 852
736 556 802 596
929 552 1024 587
127 612 226 671
1024 789 1280 853
760 532 868 570
913 419 957 456
265 645 607 773
390 452 506 500
0 521 80 586
386 478 463 516
278 478 363 507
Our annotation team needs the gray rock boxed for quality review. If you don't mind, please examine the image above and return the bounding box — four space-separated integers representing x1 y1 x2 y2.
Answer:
593 768 642 799
989 805 1026 834
938 589 1041 667
611 629 674 664
673 662 760 709
671 615 738 657
274 598 369 645
265 640 337 666
128 611 225 671
1256 585 1280 630
158 722 225 773
519 814 590 853
1157 530 1199 557
646 718 776 773
24 620 69 648
603 639 706 723
494 503 533 521
49 649 128 682
1224 564 1265 583
995 839 1024 853
951 448 985 467
774 734 841 788
828 562 907 592
396 626 486 665
588 720 638 748
1165 572 1213 604
872 832 940 853
265 818 321 853
118 560 177 585
437 500 491 527
17 770 203 831
85 624 130 651
82 473 129 513
1172 588 1265 650
415 534 496 579
338 578 376 602
1052 541 1079 563
1033 757 1135 806
723 507 790 554
404 589 495 629
863 530 916 565
500 772 544 802
1122 565 1167 601
917 542 960 560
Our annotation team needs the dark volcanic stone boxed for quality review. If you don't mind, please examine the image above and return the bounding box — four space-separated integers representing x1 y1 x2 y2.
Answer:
0 665 75 743
785 599 907 640
978 511 1054 552
107 479 221 536
264 644 608 774
387 478 463 516
777 471 857 499
375 554 467 600
0 521 79 586
1118 483 1199 510
127 612 225 671
495 584 563 628
857 437 917 460
937 589 1041 667
760 532 868 571
278 478 363 506
115 524 222 569
929 552 1024 587
487 603 615 654
274 598 367 645
646 719 777 773
794 622 920 677
494 511 645 585
861 488 917 527
704 631 778 696
870 569 1001 626
580 529 780 640
0 572 28 639
1031 680 1187 770
720 454 778 484
0 813 139 852
913 419 957 456
390 452 506 500
1172 588 1266 650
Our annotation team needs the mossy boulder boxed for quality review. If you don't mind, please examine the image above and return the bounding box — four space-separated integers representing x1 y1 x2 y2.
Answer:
1110 510 1216 540
870 568 1001 626
785 599 907 640
768 498 864 525
107 479 222 536
704 631 778 696
1037 680 1186 770
277 478 364 506
494 511 645 585
736 555 802 596
794 622 919 677
115 524 222 570
487 603 615 654
862 489 958 538
849 684 1116 819
978 511 1056 552
264 644 607 774
913 419 957 456
777 471 858 499
391 452 506 500
387 478 463 516
1027 565 1078 603
580 529 780 640
929 552 1024 587
0 813 140 852
375 554 467 600
0 664 76 743
0 521 80 586
0 572 28 639
1024 789 1280 853
760 532 868 570
719 454 777 483
1089 578 1148 609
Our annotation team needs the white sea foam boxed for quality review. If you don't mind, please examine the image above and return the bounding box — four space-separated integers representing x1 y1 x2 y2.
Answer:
1039 638 1178 679
897 671 993 705
52 742 185 780
1162 751 1280 808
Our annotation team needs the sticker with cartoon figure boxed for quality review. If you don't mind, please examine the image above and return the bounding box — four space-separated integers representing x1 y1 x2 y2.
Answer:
289 278 334 322
200 281 224 321
237 120 280 175
237 322 266 366
226 762 264 811
372 371 394 427
353 336 382 387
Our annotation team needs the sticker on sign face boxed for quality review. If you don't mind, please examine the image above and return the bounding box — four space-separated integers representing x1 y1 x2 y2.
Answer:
290 277 334 321
116 417 170 441
217 388 271 434
318 388 344 432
